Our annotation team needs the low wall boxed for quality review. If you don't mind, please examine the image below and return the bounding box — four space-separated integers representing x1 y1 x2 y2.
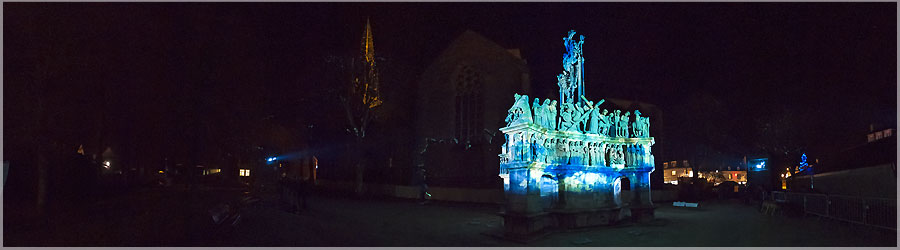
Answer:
792 164 896 199
651 189 679 202
316 179 505 204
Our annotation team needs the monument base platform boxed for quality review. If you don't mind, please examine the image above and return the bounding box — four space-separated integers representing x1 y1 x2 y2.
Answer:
497 205 657 242
499 211 555 240
550 207 623 229
629 204 656 223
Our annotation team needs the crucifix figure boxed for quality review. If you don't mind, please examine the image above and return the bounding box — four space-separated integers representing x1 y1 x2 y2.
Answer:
559 30 585 106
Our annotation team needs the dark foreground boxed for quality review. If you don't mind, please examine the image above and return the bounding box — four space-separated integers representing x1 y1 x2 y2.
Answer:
4 185 896 247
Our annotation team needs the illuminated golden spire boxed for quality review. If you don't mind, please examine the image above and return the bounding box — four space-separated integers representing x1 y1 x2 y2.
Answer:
361 18 375 65
358 18 381 108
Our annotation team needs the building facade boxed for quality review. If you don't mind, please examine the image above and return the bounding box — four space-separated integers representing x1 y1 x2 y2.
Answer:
413 30 531 189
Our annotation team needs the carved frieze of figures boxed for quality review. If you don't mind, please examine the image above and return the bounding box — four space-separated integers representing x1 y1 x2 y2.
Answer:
500 94 655 167
498 30 654 169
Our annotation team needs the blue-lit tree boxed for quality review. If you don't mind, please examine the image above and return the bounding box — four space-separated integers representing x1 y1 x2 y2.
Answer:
798 153 809 173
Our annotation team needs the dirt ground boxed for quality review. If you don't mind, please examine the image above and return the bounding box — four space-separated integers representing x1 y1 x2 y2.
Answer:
4 186 896 247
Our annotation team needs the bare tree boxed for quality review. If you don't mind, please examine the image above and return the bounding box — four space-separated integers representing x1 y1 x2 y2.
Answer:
753 106 806 189
324 20 383 194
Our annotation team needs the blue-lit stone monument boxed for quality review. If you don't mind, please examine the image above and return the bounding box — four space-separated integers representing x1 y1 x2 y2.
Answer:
498 30 656 238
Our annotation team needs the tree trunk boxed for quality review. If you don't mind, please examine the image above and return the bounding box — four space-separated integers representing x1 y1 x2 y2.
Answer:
353 140 366 195
36 151 48 216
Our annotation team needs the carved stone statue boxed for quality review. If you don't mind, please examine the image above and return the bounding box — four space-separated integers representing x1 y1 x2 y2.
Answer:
587 101 605 134
586 106 599 134
557 72 573 105
571 103 585 133
548 100 558 130
505 94 533 126
640 114 650 137
598 109 610 136
616 145 626 166
591 142 603 166
636 145 644 167
559 103 576 132
631 110 641 137
624 145 631 166
643 144 652 166
543 137 552 163
559 30 586 106
575 98 595 133
599 143 608 166
610 110 621 137
628 145 637 166
631 110 651 138
539 99 551 128
619 111 630 138
532 98 543 129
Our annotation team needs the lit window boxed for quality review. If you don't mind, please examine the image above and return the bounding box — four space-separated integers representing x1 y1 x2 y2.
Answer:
671 170 676 176
240 169 250 177
875 131 883 140
688 171 693 177
884 129 892 137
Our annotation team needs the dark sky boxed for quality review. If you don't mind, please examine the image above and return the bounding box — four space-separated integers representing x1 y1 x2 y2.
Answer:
4 3 896 165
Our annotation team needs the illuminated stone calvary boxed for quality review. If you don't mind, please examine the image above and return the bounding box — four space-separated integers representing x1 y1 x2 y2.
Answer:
498 30 656 238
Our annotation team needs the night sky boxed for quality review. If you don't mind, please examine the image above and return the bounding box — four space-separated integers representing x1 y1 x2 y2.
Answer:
4 3 896 167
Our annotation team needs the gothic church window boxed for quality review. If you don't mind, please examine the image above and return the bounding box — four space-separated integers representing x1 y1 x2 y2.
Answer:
454 65 484 144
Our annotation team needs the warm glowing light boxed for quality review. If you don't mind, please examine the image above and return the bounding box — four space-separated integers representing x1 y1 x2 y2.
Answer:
103 161 111 169
159 170 164 174
239 169 250 177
